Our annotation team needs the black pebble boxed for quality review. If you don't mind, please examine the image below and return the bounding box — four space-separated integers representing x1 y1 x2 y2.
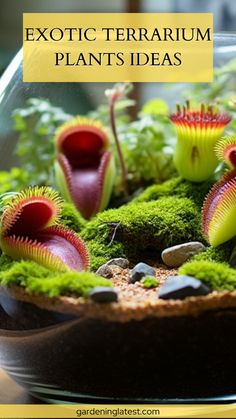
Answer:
158 275 211 300
89 287 118 303
129 262 156 284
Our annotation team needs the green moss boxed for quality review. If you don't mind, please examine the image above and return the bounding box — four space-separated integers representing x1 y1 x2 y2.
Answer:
60 202 86 233
87 239 126 271
134 176 213 208
179 260 236 291
192 242 234 265
141 276 159 288
0 252 15 271
82 196 202 270
0 260 112 298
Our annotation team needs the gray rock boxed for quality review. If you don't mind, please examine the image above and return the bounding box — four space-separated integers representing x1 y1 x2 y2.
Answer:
129 262 156 284
106 258 129 269
158 275 211 300
90 287 118 303
96 264 113 279
161 242 206 268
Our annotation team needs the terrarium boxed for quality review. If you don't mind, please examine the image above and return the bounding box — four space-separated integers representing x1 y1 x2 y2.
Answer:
0 33 236 403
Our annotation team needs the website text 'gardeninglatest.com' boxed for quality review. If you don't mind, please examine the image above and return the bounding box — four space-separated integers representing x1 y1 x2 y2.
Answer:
76 407 161 418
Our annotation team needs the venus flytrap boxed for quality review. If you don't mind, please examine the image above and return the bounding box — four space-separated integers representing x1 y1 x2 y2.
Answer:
170 102 231 182
54 117 116 220
215 135 236 169
202 135 236 247
0 187 89 271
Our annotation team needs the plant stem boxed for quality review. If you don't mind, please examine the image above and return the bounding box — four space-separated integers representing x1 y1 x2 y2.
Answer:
110 97 129 200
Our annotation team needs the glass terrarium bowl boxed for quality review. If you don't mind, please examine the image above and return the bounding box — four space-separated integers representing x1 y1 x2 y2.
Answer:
0 33 236 403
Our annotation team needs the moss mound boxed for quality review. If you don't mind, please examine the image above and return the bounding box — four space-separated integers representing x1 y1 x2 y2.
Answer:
134 177 213 208
0 253 15 271
141 276 159 289
82 196 202 270
179 260 236 292
0 259 112 298
87 239 126 272
60 202 86 233
192 242 234 265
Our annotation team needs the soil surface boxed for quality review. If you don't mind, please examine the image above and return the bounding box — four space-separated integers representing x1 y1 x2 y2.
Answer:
1 264 236 322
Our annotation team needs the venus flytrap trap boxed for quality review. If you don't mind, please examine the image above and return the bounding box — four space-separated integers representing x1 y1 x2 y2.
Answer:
202 170 236 246
54 117 116 220
0 192 20 214
202 135 236 247
0 186 89 271
215 135 236 168
170 102 231 182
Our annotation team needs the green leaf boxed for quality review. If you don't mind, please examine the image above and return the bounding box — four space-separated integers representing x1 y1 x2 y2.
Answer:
12 98 72 188
141 99 169 117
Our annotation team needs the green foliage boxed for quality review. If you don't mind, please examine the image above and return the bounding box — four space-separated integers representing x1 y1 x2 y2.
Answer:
88 98 135 126
118 113 176 191
141 276 159 289
89 96 176 193
0 168 30 194
141 98 169 117
81 196 202 268
0 259 112 298
179 260 236 292
12 98 71 187
134 176 213 208
60 202 86 233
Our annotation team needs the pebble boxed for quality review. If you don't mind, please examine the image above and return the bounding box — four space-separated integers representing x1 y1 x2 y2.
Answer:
129 262 156 284
96 264 113 279
161 242 206 268
89 287 118 303
229 246 236 267
106 258 129 269
158 275 211 300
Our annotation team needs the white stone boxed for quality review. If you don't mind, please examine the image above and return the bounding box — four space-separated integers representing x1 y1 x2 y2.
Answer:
161 242 206 268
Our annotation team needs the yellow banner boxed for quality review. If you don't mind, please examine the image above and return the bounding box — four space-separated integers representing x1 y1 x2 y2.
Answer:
0 404 235 418
23 13 213 83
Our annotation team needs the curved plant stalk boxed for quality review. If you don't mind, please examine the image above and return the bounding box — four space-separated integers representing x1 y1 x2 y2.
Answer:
105 83 132 199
